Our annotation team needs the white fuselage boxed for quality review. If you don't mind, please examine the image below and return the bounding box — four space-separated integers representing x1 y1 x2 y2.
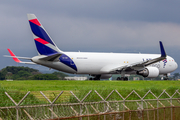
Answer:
32 52 178 75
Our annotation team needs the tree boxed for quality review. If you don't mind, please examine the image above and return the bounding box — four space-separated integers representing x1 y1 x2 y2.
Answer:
5 72 13 80
173 73 180 80
0 66 68 80
0 72 5 80
52 72 68 80
32 74 59 80
0 66 39 80
18 70 31 79
0 69 7 80
5 66 38 74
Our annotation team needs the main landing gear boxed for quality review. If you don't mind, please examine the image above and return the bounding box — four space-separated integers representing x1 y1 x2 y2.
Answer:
89 75 101 80
117 71 128 81
163 74 169 80
116 77 128 81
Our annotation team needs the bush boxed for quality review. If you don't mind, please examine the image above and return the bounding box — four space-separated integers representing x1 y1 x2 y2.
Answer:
32 74 59 80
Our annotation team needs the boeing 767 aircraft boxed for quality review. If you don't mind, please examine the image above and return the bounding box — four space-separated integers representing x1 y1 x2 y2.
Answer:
5 14 178 80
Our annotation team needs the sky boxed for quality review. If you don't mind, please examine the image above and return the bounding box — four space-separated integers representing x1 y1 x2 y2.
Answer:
1 0 180 73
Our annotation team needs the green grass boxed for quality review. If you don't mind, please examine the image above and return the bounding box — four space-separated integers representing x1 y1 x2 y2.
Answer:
0 80 180 91
0 80 180 119
1 80 180 102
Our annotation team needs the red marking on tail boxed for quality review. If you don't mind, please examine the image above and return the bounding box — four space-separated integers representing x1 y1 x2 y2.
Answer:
29 19 41 26
34 38 49 44
7 49 21 63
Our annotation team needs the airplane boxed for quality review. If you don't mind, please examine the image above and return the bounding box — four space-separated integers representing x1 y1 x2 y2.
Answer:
5 14 178 80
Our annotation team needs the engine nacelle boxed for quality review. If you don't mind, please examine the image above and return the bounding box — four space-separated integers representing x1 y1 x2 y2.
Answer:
100 74 112 79
137 67 159 78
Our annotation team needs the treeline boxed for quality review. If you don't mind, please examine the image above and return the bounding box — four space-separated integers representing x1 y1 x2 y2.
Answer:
0 66 68 80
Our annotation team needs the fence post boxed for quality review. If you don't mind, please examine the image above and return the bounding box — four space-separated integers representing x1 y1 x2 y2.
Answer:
115 90 125 120
40 91 63 119
94 90 106 120
144 101 149 120
70 90 92 120
5 91 30 120
123 100 125 120
173 107 175 120
148 90 158 120
172 90 180 120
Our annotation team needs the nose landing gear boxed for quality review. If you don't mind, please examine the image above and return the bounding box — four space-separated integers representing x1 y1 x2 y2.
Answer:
163 74 169 80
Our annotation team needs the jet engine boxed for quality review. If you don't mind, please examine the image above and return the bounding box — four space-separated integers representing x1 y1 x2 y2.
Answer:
100 74 112 79
137 67 159 78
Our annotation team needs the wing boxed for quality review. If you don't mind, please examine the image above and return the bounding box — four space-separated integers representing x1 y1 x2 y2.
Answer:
103 41 166 74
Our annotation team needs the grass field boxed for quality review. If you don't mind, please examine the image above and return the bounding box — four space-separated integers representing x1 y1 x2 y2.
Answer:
0 80 180 91
1 80 180 119
1 80 180 107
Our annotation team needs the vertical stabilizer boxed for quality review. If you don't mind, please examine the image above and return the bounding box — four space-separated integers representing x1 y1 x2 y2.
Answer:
27 14 62 55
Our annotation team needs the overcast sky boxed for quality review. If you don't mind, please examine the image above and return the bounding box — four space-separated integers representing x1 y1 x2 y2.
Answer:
1 1 180 73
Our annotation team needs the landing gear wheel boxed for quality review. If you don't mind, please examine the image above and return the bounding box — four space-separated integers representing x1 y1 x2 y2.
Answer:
117 77 128 81
121 77 124 80
94 75 101 80
94 78 100 80
124 77 128 81
89 75 101 80
163 74 169 80
117 77 121 80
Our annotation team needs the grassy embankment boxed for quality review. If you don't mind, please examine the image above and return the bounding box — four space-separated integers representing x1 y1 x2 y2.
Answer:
0 80 180 119
0 80 180 91
0 80 180 105
0 80 179 101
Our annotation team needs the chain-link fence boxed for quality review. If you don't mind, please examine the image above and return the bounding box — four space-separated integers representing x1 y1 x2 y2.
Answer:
48 106 180 120
0 90 180 120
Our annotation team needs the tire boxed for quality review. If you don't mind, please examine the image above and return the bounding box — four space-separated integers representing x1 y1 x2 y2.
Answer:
117 77 121 80
124 77 128 81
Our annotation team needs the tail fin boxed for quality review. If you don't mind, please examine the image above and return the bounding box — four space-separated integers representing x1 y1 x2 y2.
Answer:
27 14 62 55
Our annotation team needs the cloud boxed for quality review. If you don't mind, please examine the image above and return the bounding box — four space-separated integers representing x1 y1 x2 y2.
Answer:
1 0 180 72
44 16 180 51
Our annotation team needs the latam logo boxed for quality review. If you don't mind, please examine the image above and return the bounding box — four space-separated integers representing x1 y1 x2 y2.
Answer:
162 59 167 68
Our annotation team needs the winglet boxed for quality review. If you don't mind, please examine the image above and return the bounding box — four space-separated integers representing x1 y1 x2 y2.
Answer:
159 41 166 57
7 49 22 63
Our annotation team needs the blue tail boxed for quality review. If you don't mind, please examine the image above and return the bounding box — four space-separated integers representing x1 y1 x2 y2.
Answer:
27 14 62 55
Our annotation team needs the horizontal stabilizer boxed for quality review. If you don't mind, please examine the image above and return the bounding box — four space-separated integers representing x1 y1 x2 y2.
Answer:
6 49 36 64
4 55 32 60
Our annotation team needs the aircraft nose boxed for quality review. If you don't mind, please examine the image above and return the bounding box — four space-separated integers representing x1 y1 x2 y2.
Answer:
174 62 178 70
